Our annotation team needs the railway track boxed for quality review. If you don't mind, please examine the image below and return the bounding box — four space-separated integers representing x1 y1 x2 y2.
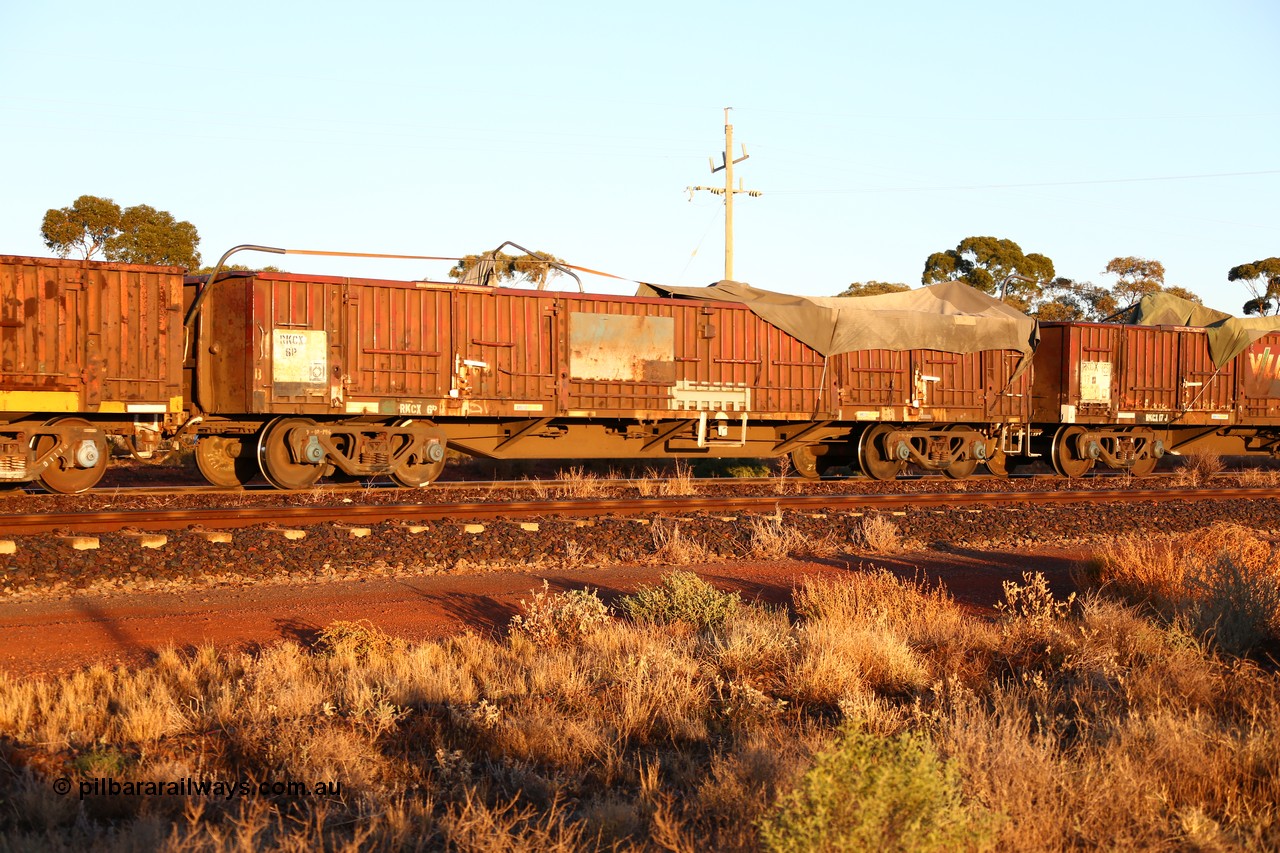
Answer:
0 471 1067 499
5 486 1280 537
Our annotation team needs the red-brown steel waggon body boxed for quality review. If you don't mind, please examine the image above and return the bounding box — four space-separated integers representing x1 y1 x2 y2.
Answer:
185 268 1027 488
0 255 185 492
5 248 1280 491
1027 321 1280 476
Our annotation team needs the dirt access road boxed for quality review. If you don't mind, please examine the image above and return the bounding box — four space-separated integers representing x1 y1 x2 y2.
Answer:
0 546 1089 678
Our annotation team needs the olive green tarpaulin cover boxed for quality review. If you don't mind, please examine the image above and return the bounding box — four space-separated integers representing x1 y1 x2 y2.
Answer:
636 279 1040 364
1116 292 1280 367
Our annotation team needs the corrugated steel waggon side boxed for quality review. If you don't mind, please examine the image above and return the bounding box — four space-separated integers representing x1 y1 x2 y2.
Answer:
7 247 1280 492
1030 316 1280 477
0 250 1036 490
184 266 1030 488
0 255 185 492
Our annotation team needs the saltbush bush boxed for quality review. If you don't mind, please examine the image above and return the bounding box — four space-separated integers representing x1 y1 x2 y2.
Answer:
759 727 990 852
509 581 613 647
618 570 740 629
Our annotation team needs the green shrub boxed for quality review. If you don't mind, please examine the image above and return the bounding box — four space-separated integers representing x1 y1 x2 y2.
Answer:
72 747 131 777
619 571 740 629
759 728 990 853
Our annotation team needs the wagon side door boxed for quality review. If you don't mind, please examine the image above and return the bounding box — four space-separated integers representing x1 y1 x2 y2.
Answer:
252 275 342 415
831 349 910 416
342 281 451 414
451 288 558 412
0 258 81 405
912 350 983 421
983 350 1031 422
1178 328 1234 422
1119 326 1177 418
561 296 677 416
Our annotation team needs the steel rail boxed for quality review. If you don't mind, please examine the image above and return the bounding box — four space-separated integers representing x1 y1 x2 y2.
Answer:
0 472 1097 499
3 487 1280 537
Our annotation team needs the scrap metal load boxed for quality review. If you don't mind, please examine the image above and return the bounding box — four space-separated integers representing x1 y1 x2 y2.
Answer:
5 247 1280 492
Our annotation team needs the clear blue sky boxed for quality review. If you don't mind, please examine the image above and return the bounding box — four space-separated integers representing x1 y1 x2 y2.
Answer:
2 0 1276 312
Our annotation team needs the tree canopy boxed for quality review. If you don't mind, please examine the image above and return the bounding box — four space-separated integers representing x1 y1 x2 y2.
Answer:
449 251 565 288
40 195 121 260
1102 256 1166 307
1030 278 1117 322
192 263 283 275
106 204 201 267
1162 285 1202 305
1229 258 1280 316
1030 257 1201 322
834 281 911 298
921 236 1054 311
41 195 201 268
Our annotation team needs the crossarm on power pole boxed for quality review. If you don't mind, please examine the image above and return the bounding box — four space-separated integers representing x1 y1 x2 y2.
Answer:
685 107 761 281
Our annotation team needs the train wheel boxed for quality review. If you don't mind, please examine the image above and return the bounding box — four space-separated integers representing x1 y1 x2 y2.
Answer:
34 418 108 494
388 422 447 488
390 442 446 487
942 426 979 480
944 457 979 479
1129 455 1158 476
984 448 1009 477
195 436 258 488
1050 425 1094 478
257 418 325 490
858 424 907 481
790 445 825 479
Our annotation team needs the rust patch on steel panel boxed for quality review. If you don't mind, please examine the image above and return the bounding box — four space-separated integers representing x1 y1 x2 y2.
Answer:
569 313 675 383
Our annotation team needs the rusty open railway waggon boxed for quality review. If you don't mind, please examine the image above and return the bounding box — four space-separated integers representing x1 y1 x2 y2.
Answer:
3 247 1280 492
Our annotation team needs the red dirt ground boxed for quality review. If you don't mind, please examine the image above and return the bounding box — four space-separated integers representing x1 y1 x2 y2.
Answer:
0 546 1091 678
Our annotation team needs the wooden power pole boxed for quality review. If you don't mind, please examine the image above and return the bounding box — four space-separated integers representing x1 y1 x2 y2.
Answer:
688 107 761 281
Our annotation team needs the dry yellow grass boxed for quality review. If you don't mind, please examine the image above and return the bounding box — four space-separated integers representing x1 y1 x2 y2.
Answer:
1170 446 1226 487
649 519 714 565
1087 522 1280 655
634 460 698 497
554 465 611 498
746 513 838 560
1238 466 1280 488
2 567 1279 850
855 513 905 553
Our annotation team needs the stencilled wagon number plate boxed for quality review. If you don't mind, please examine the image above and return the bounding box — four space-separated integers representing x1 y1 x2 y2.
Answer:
272 329 328 387
1079 361 1112 403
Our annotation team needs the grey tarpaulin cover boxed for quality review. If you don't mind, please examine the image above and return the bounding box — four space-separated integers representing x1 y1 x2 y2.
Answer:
1116 292 1280 367
636 279 1039 369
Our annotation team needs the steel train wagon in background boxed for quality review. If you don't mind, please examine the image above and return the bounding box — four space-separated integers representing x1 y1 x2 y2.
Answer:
3 249 1280 492
1029 314 1280 477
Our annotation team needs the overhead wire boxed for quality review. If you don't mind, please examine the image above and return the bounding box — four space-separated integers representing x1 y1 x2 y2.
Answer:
761 169 1280 195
